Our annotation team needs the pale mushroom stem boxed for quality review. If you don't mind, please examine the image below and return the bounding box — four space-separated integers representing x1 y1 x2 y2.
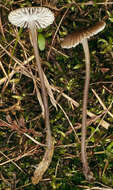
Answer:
30 25 52 143
81 39 94 181
29 25 54 184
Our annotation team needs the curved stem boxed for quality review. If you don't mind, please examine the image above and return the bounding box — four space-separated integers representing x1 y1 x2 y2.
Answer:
81 39 94 181
29 26 54 184
30 26 52 144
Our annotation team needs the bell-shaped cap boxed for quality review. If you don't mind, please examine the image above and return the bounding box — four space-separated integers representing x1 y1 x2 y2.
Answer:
61 21 106 49
8 7 54 29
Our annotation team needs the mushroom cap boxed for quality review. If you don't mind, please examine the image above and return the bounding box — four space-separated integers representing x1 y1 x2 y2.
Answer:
61 21 106 49
8 7 54 29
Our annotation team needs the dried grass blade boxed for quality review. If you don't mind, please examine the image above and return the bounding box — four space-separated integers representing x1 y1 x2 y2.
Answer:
92 89 113 118
43 71 57 109
0 15 5 39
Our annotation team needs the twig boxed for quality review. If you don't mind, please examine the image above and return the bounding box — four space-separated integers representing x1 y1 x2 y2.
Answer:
0 146 38 166
92 89 113 118
51 85 79 107
0 100 21 112
23 133 46 147
87 110 109 129
0 60 8 77
47 7 70 60
57 103 80 143
88 101 113 142
59 1 113 10
78 1 113 6
51 46 69 58
0 151 24 173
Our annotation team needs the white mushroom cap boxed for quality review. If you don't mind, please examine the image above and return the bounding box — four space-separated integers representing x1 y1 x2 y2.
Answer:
61 21 106 49
8 7 54 29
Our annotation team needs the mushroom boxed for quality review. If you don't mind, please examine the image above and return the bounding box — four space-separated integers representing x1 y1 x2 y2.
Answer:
61 21 106 181
8 7 54 184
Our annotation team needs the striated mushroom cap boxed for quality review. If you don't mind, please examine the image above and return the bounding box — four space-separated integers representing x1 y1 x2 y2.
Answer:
8 7 54 29
61 21 106 49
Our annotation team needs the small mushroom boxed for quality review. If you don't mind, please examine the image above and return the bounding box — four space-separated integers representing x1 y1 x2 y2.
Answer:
61 21 106 181
8 7 54 184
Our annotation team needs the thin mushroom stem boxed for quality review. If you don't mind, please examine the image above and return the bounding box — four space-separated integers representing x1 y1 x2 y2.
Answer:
29 25 54 184
81 39 94 181
30 25 52 143
60 20 106 181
